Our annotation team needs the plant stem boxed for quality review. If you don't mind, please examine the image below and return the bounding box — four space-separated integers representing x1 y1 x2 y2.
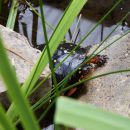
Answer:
39 0 59 97
6 0 19 29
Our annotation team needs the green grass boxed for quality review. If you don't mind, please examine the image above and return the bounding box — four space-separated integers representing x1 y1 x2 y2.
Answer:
6 0 19 29
0 0 130 129
38 0 59 97
55 97 130 130
0 35 40 130
0 105 16 130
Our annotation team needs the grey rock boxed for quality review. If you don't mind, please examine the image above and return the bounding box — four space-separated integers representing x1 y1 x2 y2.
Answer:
78 32 130 117
0 25 51 108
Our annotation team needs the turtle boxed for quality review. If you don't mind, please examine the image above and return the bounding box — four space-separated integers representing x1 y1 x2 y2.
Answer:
52 41 108 97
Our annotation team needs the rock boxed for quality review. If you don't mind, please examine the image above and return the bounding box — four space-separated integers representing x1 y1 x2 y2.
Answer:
0 25 51 108
78 32 130 117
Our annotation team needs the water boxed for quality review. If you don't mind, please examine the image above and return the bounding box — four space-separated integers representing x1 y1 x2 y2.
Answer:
1 1 129 48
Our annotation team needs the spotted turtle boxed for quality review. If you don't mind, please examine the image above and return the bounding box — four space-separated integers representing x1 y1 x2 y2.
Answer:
52 42 108 97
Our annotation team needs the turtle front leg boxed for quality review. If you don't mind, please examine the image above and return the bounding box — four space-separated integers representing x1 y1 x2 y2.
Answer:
89 55 108 67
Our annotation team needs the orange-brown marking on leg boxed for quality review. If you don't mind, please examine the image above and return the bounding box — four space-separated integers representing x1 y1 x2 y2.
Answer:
89 56 100 64
66 87 77 96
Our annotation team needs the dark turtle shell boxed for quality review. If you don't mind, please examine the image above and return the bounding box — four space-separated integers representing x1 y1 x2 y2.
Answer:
52 42 91 81
52 42 108 96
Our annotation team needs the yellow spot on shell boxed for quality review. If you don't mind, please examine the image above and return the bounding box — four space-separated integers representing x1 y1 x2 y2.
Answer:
54 60 57 63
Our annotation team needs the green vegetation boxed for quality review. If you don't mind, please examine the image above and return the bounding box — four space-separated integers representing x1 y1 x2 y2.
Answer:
0 0 129 130
55 97 130 130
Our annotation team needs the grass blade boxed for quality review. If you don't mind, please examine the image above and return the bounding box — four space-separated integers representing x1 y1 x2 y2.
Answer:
0 35 40 130
38 0 58 96
6 0 18 29
55 97 130 130
0 105 16 130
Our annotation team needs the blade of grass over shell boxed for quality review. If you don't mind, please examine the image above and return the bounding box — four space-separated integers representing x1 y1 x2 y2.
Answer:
0 35 40 130
6 0 18 29
55 97 130 130
0 105 16 130
7 0 88 121
38 0 59 96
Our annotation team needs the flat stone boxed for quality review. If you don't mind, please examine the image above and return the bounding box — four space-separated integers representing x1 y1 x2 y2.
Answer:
78 32 130 117
0 25 51 107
